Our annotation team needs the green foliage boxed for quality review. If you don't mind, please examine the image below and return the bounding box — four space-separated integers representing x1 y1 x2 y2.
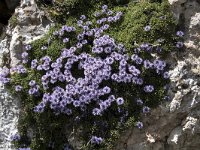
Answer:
107 1 177 53
9 15 17 27
36 0 131 23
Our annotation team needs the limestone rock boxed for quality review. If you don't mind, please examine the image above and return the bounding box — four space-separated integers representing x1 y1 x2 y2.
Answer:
1 0 52 68
0 0 52 149
167 127 183 147
168 0 187 5
114 0 200 150
0 83 20 149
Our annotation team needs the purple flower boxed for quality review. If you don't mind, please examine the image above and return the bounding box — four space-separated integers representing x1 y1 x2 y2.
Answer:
108 95 115 102
53 31 59 36
164 95 170 101
143 106 150 113
34 105 44 113
143 60 152 69
107 10 113 16
105 57 114 65
116 12 123 16
136 78 143 85
136 121 143 129
73 100 80 107
91 136 103 144
21 52 28 59
83 26 89 31
140 43 149 50
153 60 166 71
82 40 88 45
144 25 151 31
86 21 92 26
0 76 11 84
129 66 140 76
176 41 184 48
176 31 184 37
96 19 102 25
65 26 73 32
24 44 32 51
102 5 108 10
131 54 138 61
76 43 83 49
77 34 84 41
18 148 31 150
107 17 114 22
163 72 170 79
156 47 162 53
77 20 83 26
28 88 36 95
16 65 27 74
102 86 111 94
116 97 124 105
135 57 143 64
29 80 36 86
94 12 100 17
63 38 69 43
80 15 86 20
136 99 143 105
99 102 108 111
92 108 101 116
144 85 154 93
64 109 72 115
15 85 23 92
10 134 20 141
102 24 109 30
22 59 28 64
31 59 38 69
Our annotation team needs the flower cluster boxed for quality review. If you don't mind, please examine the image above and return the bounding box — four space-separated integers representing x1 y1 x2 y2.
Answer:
90 136 103 144
0 4 183 149
18 148 31 150
10 134 20 142
176 31 184 48
0 67 10 84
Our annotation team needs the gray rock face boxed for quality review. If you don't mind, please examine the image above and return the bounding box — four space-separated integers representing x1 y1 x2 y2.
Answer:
0 0 52 149
114 0 200 150
2 0 52 68
0 83 20 149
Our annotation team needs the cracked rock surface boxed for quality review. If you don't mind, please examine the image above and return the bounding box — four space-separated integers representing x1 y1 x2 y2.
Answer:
115 0 200 149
